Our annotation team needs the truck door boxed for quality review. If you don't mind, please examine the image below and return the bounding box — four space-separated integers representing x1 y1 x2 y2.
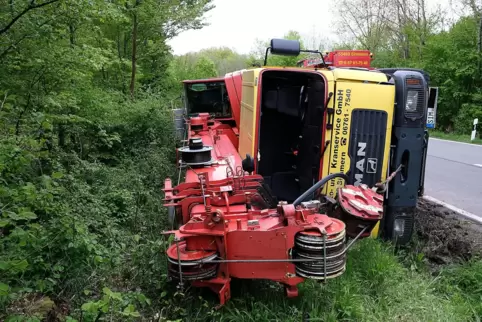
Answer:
323 80 395 198
238 69 261 160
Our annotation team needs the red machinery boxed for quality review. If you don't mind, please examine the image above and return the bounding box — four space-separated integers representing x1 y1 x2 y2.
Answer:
163 112 383 306
181 71 244 137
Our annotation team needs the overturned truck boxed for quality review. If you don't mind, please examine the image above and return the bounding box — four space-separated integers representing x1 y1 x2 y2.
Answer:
163 39 436 307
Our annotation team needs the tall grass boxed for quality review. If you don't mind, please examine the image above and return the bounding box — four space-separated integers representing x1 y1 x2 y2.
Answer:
429 129 482 145
168 239 482 321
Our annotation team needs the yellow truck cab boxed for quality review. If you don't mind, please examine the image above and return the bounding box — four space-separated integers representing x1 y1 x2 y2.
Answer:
236 39 432 244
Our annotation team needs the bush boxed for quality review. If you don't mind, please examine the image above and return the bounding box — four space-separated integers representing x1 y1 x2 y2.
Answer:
454 103 482 136
0 93 177 320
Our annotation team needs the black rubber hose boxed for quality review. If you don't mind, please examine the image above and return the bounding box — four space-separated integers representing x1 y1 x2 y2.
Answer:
292 172 349 207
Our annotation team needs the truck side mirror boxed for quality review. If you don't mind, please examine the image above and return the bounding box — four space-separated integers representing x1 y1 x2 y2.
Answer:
270 38 301 56
264 39 302 66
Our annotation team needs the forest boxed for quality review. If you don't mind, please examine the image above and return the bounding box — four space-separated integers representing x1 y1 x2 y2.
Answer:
1 0 482 321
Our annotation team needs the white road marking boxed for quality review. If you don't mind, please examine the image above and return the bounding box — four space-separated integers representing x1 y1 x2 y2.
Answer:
422 195 482 225
430 137 482 147
474 164 482 168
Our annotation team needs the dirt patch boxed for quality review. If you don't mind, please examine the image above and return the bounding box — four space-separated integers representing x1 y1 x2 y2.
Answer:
415 198 482 267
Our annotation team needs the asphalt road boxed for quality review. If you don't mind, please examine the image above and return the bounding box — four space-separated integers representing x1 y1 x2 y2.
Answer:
424 138 482 216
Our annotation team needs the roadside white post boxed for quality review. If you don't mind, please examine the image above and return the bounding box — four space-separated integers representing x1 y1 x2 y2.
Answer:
426 87 438 129
471 118 478 141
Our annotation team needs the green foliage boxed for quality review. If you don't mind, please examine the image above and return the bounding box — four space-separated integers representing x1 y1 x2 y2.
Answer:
165 47 250 96
435 259 482 318
166 54 219 95
0 0 210 320
80 287 148 321
249 30 309 67
198 47 250 74
414 16 482 134
0 94 177 319
429 129 482 144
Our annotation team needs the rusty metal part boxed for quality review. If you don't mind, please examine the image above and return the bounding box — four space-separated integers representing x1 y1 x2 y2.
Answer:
292 219 347 280
168 263 218 281
346 225 369 251
175 239 184 288
167 240 219 282
166 240 217 264
375 164 403 192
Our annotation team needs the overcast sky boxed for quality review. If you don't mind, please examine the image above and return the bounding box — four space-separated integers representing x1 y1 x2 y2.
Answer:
167 0 459 55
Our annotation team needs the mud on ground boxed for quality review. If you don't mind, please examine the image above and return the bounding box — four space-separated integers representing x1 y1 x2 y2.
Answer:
414 199 482 267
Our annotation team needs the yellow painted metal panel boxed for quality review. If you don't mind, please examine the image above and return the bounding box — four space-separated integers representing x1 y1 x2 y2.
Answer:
238 68 261 158
322 81 395 199
370 221 381 238
318 70 335 82
332 69 388 83
320 75 336 195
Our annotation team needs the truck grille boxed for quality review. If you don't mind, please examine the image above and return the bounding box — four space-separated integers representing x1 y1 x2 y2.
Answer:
347 109 388 187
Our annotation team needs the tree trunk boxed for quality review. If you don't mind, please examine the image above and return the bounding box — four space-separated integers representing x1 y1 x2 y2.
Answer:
478 15 482 78
402 0 410 60
130 12 138 99
69 23 75 48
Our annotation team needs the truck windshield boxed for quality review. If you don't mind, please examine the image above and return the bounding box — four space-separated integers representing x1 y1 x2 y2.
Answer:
185 81 232 118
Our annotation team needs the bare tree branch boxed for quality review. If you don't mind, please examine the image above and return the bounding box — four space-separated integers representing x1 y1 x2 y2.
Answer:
0 0 60 36
0 15 57 60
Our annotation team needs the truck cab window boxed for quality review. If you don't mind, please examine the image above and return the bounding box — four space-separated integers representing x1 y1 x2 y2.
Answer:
185 81 232 118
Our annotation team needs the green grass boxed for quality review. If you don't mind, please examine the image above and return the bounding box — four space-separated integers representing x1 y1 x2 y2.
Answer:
164 238 482 322
429 129 482 145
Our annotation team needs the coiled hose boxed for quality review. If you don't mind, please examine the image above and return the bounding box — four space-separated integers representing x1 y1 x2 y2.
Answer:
292 172 349 207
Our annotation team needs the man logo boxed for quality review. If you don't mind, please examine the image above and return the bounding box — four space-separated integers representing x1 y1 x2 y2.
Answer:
354 142 378 186
367 158 378 173
354 142 366 186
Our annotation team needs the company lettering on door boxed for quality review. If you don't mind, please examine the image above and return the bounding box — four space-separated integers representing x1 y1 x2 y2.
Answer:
328 87 352 198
